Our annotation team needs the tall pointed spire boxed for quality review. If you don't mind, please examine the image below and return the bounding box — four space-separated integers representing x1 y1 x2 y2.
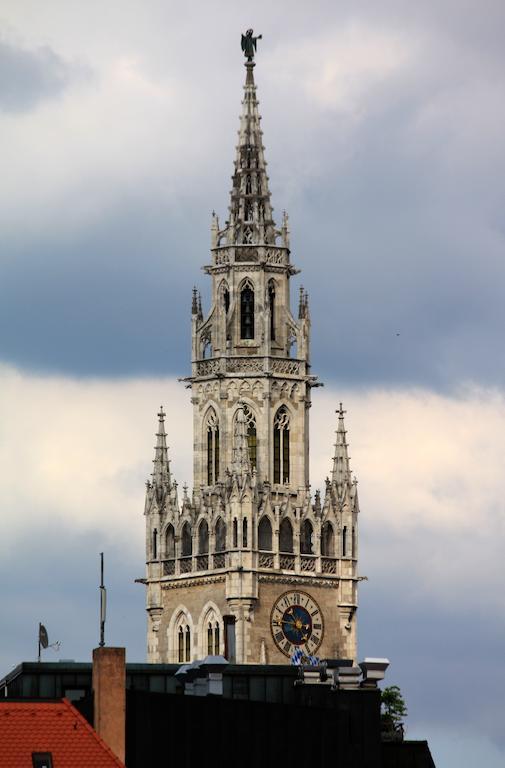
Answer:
231 401 251 475
331 403 352 486
226 56 276 247
152 406 172 503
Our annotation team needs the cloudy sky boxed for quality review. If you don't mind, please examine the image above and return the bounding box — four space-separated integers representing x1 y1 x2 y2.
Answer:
1 1 504 765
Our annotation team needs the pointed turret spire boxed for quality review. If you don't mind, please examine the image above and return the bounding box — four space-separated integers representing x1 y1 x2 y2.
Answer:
231 401 251 475
331 403 352 486
225 55 276 247
152 406 172 503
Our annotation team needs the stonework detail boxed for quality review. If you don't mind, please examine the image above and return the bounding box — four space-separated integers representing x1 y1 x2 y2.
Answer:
143 58 360 666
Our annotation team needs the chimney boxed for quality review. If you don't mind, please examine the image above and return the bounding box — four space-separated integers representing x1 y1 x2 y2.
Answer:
92 647 126 763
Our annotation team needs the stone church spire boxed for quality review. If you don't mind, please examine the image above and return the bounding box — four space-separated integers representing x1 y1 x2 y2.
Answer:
152 406 172 503
216 59 285 249
331 403 352 487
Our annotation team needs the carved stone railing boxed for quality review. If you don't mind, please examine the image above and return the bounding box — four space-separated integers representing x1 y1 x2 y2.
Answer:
196 554 209 571
226 357 264 374
279 553 295 571
163 559 175 576
321 557 337 574
258 552 274 568
212 246 289 267
196 359 221 377
180 556 192 574
270 358 300 375
300 555 316 572
213 553 226 569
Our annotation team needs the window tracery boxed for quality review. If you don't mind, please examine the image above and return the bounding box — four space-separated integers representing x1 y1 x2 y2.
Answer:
240 280 255 339
206 409 220 485
273 406 290 484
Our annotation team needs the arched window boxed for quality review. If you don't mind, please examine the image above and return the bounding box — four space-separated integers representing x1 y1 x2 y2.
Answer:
232 519 238 548
215 518 226 552
342 526 347 557
321 522 334 557
300 520 314 554
202 335 212 359
236 404 257 469
176 612 192 663
258 517 272 551
165 524 175 559
214 622 220 654
198 520 209 555
185 626 191 660
268 281 276 341
181 522 192 557
279 518 293 553
245 174 252 194
178 626 184 663
242 518 248 548
152 528 158 559
273 407 290 484
206 409 220 485
207 622 213 656
240 281 255 340
352 526 356 557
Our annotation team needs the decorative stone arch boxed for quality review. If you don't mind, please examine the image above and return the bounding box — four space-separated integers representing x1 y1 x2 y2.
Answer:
197 601 224 657
252 380 263 401
167 605 194 663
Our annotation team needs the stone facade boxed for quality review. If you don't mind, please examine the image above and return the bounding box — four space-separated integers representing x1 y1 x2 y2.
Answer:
143 58 359 665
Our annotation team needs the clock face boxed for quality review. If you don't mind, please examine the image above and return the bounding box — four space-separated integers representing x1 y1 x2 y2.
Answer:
270 590 324 658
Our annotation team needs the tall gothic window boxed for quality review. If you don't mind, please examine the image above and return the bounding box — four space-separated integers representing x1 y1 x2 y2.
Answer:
268 281 276 341
185 626 191 660
273 406 290 484
232 519 238 548
206 409 220 485
279 518 293 553
152 528 158 559
177 614 191 663
352 526 356 557
181 522 192 557
215 518 226 552
165 524 175 559
300 520 314 554
258 517 272 551
242 518 248 548
198 520 209 554
321 522 334 557
240 281 255 340
342 526 347 557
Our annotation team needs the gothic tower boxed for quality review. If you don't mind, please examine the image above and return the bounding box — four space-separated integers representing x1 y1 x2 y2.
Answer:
143 42 359 665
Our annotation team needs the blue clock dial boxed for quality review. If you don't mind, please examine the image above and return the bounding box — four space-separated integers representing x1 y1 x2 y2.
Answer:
270 591 324 658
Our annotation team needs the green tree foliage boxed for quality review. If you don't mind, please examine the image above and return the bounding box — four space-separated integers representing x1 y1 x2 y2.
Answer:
381 685 408 728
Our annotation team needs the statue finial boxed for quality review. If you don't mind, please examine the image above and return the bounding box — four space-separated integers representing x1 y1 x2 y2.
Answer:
241 29 262 61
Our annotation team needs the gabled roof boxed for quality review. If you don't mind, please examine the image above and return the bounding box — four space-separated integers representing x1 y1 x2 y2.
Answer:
0 699 125 768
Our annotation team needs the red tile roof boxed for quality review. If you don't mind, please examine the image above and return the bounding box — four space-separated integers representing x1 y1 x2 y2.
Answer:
0 699 125 768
